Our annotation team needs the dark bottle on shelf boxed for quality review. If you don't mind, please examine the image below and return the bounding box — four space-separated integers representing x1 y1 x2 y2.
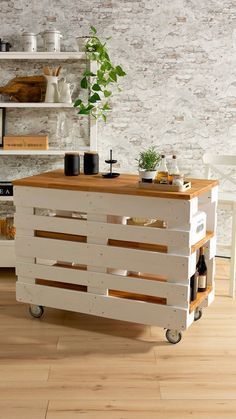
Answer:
190 273 198 301
197 247 207 292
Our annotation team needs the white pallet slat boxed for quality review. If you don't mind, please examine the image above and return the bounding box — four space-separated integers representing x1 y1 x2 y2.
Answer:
16 262 189 307
16 282 189 330
15 236 192 280
14 206 36 273
86 213 108 295
14 213 192 248
198 185 218 205
14 187 197 223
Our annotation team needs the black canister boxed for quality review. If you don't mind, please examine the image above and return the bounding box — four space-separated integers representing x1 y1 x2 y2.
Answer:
84 152 99 175
0 39 12 52
64 153 80 176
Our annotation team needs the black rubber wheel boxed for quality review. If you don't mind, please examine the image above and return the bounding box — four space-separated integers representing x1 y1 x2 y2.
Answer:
165 329 182 344
29 305 44 319
194 308 203 322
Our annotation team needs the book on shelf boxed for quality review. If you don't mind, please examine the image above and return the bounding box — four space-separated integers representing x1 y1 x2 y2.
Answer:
3 135 49 150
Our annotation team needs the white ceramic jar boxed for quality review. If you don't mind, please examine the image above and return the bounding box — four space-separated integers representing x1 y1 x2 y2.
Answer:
41 30 62 52
21 32 37 52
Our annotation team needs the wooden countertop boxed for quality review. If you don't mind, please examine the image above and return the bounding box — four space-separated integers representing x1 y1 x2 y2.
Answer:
13 170 218 200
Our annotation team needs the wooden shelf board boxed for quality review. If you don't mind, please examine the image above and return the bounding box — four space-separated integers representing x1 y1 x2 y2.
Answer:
191 231 214 254
189 286 212 313
0 196 13 201
0 52 86 60
0 102 73 108
0 239 15 245
13 171 219 200
0 148 89 156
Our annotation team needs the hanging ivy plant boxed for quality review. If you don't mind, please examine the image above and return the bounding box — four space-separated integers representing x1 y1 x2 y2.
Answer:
73 26 126 122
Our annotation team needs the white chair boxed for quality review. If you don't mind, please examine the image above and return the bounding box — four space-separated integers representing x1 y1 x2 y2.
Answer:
203 154 236 297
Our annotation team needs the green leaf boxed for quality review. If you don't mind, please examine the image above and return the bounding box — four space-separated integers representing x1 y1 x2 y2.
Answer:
78 109 90 115
109 70 117 82
102 102 111 111
86 104 95 111
81 77 88 89
92 83 101 91
73 99 82 107
89 93 101 103
104 90 112 97
90 26 97 34
102 114 107 122
83 70 96 77
115 65 126 77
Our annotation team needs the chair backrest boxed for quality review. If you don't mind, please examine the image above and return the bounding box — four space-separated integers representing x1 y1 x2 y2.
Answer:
203 153 236 192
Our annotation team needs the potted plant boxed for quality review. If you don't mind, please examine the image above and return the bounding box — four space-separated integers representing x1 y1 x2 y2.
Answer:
136 146 161 183
74 26 126 122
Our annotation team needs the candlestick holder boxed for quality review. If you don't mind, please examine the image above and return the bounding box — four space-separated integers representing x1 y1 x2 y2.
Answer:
102 149 120 178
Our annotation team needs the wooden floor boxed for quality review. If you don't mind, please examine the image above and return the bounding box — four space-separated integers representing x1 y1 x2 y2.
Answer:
0 259 236 418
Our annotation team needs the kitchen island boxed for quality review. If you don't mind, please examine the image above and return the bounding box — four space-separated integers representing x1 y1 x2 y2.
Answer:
13 171 218 343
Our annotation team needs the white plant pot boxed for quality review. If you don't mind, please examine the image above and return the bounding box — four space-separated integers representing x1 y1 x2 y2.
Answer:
139 170 156 182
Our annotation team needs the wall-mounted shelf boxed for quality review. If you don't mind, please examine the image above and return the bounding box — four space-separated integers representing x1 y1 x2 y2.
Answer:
0 196 13 201
0 148 89 156
0 52 86 60
0 103 73 108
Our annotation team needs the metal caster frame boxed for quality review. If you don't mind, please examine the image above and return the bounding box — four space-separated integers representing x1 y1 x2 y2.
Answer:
194 308 203 322
165 329 182 344
29 305 44 319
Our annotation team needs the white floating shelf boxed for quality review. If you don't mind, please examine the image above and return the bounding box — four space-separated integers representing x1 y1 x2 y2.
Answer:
0 239 14 246
0 52 86 60
0 102 73 108
0 148 89 156
0 196 13 201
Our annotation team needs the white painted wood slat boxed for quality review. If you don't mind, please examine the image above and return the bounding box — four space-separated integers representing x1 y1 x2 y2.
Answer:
16 262 189 307
14 213 191 248
16 282 188 330
14 186 195 223
15 236 191 280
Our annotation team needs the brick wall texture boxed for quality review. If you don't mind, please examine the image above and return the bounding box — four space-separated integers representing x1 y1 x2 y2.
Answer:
1 0 236 248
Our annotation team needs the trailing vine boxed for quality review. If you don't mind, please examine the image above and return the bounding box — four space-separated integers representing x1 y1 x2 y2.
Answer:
73 26 126 122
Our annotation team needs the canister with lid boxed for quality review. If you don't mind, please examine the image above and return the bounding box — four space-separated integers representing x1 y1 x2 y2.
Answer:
21 32 37 52
40 29 62 52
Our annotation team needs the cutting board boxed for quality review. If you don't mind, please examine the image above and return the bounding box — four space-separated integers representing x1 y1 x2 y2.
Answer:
0 75 46 102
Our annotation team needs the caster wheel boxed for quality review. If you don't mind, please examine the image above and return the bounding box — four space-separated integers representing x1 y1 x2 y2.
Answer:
29 305 44 319
166 329 182 344
194 308 202 322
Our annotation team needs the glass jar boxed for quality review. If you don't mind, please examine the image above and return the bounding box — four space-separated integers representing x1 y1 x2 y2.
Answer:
6 215 15 240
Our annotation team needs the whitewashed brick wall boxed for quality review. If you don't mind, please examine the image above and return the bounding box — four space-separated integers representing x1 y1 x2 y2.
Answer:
1 0 235 247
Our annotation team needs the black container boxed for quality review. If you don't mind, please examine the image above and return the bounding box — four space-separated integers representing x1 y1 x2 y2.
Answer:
84 152 99 175
64 153 80 176
0 39 12 52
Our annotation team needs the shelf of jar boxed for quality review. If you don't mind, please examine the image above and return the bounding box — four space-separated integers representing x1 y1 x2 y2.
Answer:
0 147 89 156
0 52 86 60
0 102 74 108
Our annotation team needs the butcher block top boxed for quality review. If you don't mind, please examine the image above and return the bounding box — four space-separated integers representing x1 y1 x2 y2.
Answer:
13 170 218 200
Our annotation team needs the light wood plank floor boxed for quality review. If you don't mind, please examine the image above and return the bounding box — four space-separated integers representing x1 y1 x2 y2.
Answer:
0 259 236 418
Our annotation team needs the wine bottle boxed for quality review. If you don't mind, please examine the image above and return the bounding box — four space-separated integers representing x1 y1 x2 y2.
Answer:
168 155 179 184
197 247 207 292
190 273 198 301
155 155 168 184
